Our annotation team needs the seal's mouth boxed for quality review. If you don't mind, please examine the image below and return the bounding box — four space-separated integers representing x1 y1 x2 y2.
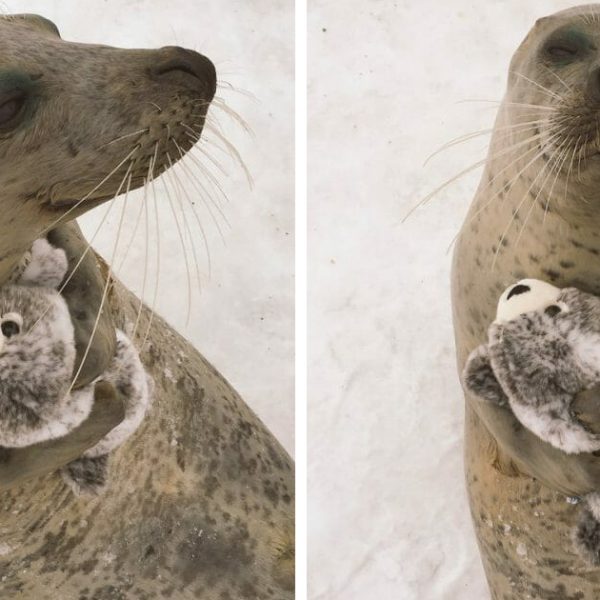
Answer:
46 96 212 211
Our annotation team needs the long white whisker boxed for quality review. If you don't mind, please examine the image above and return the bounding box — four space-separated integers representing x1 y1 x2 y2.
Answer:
68 168 133 394
38 146 139 238
160 160 193 325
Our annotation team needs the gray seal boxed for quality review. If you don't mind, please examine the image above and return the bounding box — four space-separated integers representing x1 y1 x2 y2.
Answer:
454 4 600 598
0 14 294 599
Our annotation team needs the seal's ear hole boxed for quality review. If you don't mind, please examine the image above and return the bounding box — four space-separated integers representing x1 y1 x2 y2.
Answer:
545 304 562 317
507 284 531 300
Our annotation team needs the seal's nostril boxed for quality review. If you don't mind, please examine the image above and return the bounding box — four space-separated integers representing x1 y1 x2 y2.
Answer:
151 47 216 98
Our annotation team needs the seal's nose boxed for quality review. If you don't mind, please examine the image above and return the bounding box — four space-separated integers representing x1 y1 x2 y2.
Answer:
150 47 216 99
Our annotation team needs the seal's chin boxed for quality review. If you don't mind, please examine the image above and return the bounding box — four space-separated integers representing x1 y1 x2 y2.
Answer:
47 175 152 209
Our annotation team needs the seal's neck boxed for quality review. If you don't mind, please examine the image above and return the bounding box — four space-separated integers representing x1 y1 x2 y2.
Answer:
468 162 600 295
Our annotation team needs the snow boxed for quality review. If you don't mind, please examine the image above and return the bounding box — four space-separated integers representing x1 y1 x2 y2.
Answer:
2 0 294 455
308 1 584 599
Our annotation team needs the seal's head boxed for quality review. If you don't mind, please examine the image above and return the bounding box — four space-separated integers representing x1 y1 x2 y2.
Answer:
492 4 600 218
0 14 216 273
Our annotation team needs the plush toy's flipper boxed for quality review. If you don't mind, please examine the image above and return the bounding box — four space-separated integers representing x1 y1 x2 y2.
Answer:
83 330 151 458
574 493 600 565
19 238 68 289
462 345 508 406
61 454 109 496
61 331 150 496
488 315 600 454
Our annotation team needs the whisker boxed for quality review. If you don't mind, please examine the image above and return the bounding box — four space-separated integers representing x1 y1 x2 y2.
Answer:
543 138 571 223
173 137 231 234
166 153 204 297
67 168 133 394
424 118 550 166
202 122 253 188
98 128 149 149
541 64 573 93
211 97 254 135
514 136 570 250
130 149 157 345
139 144 162 352
38 145 139 238
455 99 559 112
216 80 258 101
445 132 564 252
511 72 564 102
404 129 547 222
172 142 214 277
160 159 193 325
491 139 562 269
27 161 135 337
182 128 230 176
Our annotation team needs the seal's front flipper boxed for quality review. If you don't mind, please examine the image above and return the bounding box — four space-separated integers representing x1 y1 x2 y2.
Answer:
462 345 508 406
61 454 109 495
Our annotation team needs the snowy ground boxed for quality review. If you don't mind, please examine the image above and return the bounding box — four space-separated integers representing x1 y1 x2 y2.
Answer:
3 0 294 454
308 1 585 599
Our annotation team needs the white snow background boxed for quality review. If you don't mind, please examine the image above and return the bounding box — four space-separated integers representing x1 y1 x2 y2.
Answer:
308 1 587 599
2 0 294 455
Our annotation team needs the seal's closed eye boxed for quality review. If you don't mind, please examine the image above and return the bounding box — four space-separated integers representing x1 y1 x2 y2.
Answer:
0 90 26 127
542 28 594 63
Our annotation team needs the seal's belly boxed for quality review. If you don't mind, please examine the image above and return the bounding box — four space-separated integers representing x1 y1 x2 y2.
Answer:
464 405 600 599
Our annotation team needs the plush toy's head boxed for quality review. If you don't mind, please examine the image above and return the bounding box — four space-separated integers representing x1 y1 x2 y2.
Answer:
0 239 76 445
495 278 565 323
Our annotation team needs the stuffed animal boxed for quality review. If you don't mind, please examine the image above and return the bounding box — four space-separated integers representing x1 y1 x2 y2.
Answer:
463 278 600 564
0 237 151 494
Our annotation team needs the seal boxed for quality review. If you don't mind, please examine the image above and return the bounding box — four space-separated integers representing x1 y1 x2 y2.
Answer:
452 4 600 598
0 14 294 599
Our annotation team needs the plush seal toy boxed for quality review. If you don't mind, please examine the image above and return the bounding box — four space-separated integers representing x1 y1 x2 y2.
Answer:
463 279 600 564
0 237 151 493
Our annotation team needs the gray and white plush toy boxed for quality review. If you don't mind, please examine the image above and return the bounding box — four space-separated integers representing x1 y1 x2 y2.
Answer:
463 278 600 564
0 237 151 494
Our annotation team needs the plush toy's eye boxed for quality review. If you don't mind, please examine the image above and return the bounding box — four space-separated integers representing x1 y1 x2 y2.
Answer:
1 313 23 338
544 305 562 317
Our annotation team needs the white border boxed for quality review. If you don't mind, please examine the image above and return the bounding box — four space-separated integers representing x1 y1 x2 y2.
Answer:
295 0 307 596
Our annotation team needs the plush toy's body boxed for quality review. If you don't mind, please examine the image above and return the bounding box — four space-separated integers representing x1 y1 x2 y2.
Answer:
0 238 151 493
463 279 600 564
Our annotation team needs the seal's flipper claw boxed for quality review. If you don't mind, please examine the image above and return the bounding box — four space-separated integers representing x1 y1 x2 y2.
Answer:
61 454 109 496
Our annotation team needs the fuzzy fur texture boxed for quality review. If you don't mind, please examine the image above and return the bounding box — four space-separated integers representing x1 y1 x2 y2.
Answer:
0 237 151 493
463 280 600 565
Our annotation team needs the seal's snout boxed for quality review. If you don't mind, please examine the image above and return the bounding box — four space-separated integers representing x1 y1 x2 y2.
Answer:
150 46 216 99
